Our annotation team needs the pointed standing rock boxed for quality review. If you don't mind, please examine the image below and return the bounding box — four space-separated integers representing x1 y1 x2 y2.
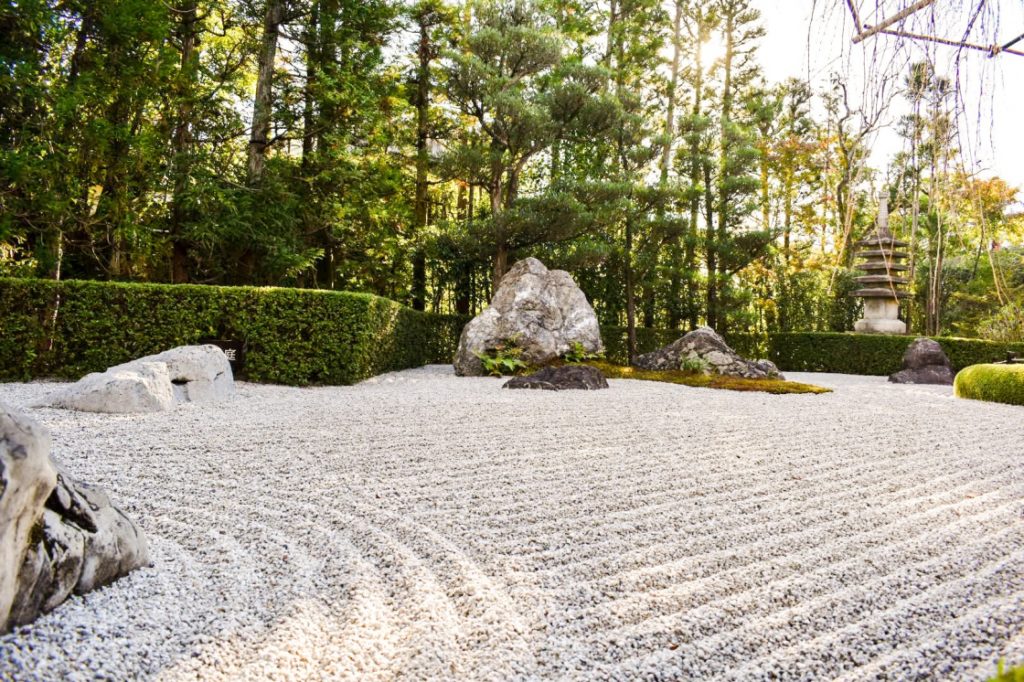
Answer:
454 258 603 376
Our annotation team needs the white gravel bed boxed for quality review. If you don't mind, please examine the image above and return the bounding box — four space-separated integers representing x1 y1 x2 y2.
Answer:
1 367 1024 681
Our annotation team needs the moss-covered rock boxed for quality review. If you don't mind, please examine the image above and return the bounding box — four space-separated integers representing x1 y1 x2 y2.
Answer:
954 364 1024 406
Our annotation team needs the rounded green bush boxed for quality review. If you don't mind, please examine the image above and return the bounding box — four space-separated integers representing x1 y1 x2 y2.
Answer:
954 364 1024 406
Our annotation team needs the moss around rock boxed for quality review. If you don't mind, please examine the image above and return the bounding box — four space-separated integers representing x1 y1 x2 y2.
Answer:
954 364 1024 406
587 361 830 395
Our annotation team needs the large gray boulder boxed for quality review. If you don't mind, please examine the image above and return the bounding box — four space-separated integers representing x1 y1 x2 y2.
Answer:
889 337 954 385
43 345 234 413
0 404 57 632
0 404 149 632
454 258 603 376
633 326 784 380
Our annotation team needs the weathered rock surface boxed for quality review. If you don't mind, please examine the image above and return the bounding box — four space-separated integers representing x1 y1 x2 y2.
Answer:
889 337 955 385
454 258 603 376
0 404 149 632
503 365 609 391
633 327 784 380
0 403 57 633
43 345 234 413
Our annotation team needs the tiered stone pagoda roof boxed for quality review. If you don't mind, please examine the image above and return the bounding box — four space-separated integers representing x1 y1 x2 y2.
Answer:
853 200 910 300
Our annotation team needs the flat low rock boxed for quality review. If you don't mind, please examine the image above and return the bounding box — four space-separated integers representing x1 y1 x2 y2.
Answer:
0 404 148 633
42 345 233 413
889 337 954 385
634 326 784 380
43 362 175 414
502 365 609 391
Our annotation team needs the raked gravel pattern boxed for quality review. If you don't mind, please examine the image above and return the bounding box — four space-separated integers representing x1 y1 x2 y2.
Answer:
1 367 1024 681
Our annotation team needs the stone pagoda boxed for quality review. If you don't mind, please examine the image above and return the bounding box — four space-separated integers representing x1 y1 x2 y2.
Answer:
853 196 909 334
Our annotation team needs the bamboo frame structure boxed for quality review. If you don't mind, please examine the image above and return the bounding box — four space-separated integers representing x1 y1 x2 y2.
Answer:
845 1 1024 57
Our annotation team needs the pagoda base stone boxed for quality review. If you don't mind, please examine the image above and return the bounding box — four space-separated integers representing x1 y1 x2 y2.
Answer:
854 318 907 334
854 298 906 335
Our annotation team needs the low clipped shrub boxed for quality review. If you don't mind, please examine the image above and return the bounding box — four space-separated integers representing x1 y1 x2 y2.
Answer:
954 364 1024 406
769 332 1024 376
0 278 465 386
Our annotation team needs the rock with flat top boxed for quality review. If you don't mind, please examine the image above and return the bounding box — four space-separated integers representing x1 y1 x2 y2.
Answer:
503 365 609 391
42 345 233 413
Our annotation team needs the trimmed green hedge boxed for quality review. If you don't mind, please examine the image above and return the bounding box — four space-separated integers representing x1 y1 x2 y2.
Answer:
769 332 1024 375
0 278 465 386
954 364 1024 406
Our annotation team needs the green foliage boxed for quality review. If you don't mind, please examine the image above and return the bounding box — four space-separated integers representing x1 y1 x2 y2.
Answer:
473 337 529 377
586 360 829 395
954 364 1024 407
989 661 1024 681
979 302 1024 343
0 278 463 386
562 340 603 363
679 356 711 374
770 332 1024 376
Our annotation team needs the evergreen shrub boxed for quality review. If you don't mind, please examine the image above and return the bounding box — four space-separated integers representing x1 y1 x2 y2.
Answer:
954 364 1024 407
0 278 464 385
769 332 1024 375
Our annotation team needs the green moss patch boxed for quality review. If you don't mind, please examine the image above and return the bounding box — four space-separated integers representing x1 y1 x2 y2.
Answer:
954 364 1024 406
584 360 831 395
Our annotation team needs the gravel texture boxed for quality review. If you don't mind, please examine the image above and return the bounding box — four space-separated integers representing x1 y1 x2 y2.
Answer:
1 367 1024 681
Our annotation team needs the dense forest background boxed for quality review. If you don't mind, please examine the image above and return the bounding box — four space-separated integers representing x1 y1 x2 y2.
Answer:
2 0 1022 348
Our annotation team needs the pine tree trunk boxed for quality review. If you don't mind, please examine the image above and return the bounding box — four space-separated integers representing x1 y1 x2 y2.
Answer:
248 0 284 184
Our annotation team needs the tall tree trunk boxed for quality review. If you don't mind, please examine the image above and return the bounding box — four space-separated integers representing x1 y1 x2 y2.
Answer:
713 8 736 334
906 97 921 332
302 1 319 168
411 9 433 311
685 17 706 331
248 0 285 183
454 183 471 314
625 216 637 362
170 0 199 284
663 0 684 329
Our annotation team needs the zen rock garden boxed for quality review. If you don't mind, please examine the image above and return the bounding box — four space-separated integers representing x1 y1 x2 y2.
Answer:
3 260 1024 682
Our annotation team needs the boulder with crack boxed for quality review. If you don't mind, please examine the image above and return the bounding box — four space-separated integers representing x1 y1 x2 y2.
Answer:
633 326 784 380
454 258 603 376
1 403 149 632
42 345 234 413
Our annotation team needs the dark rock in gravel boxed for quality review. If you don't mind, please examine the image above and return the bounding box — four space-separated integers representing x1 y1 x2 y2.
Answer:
502 365 609 391
889 337 954 385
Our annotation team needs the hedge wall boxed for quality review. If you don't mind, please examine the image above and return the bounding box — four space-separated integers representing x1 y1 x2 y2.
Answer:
600 326 767 365
769 332 1024 375
0 278 465 386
